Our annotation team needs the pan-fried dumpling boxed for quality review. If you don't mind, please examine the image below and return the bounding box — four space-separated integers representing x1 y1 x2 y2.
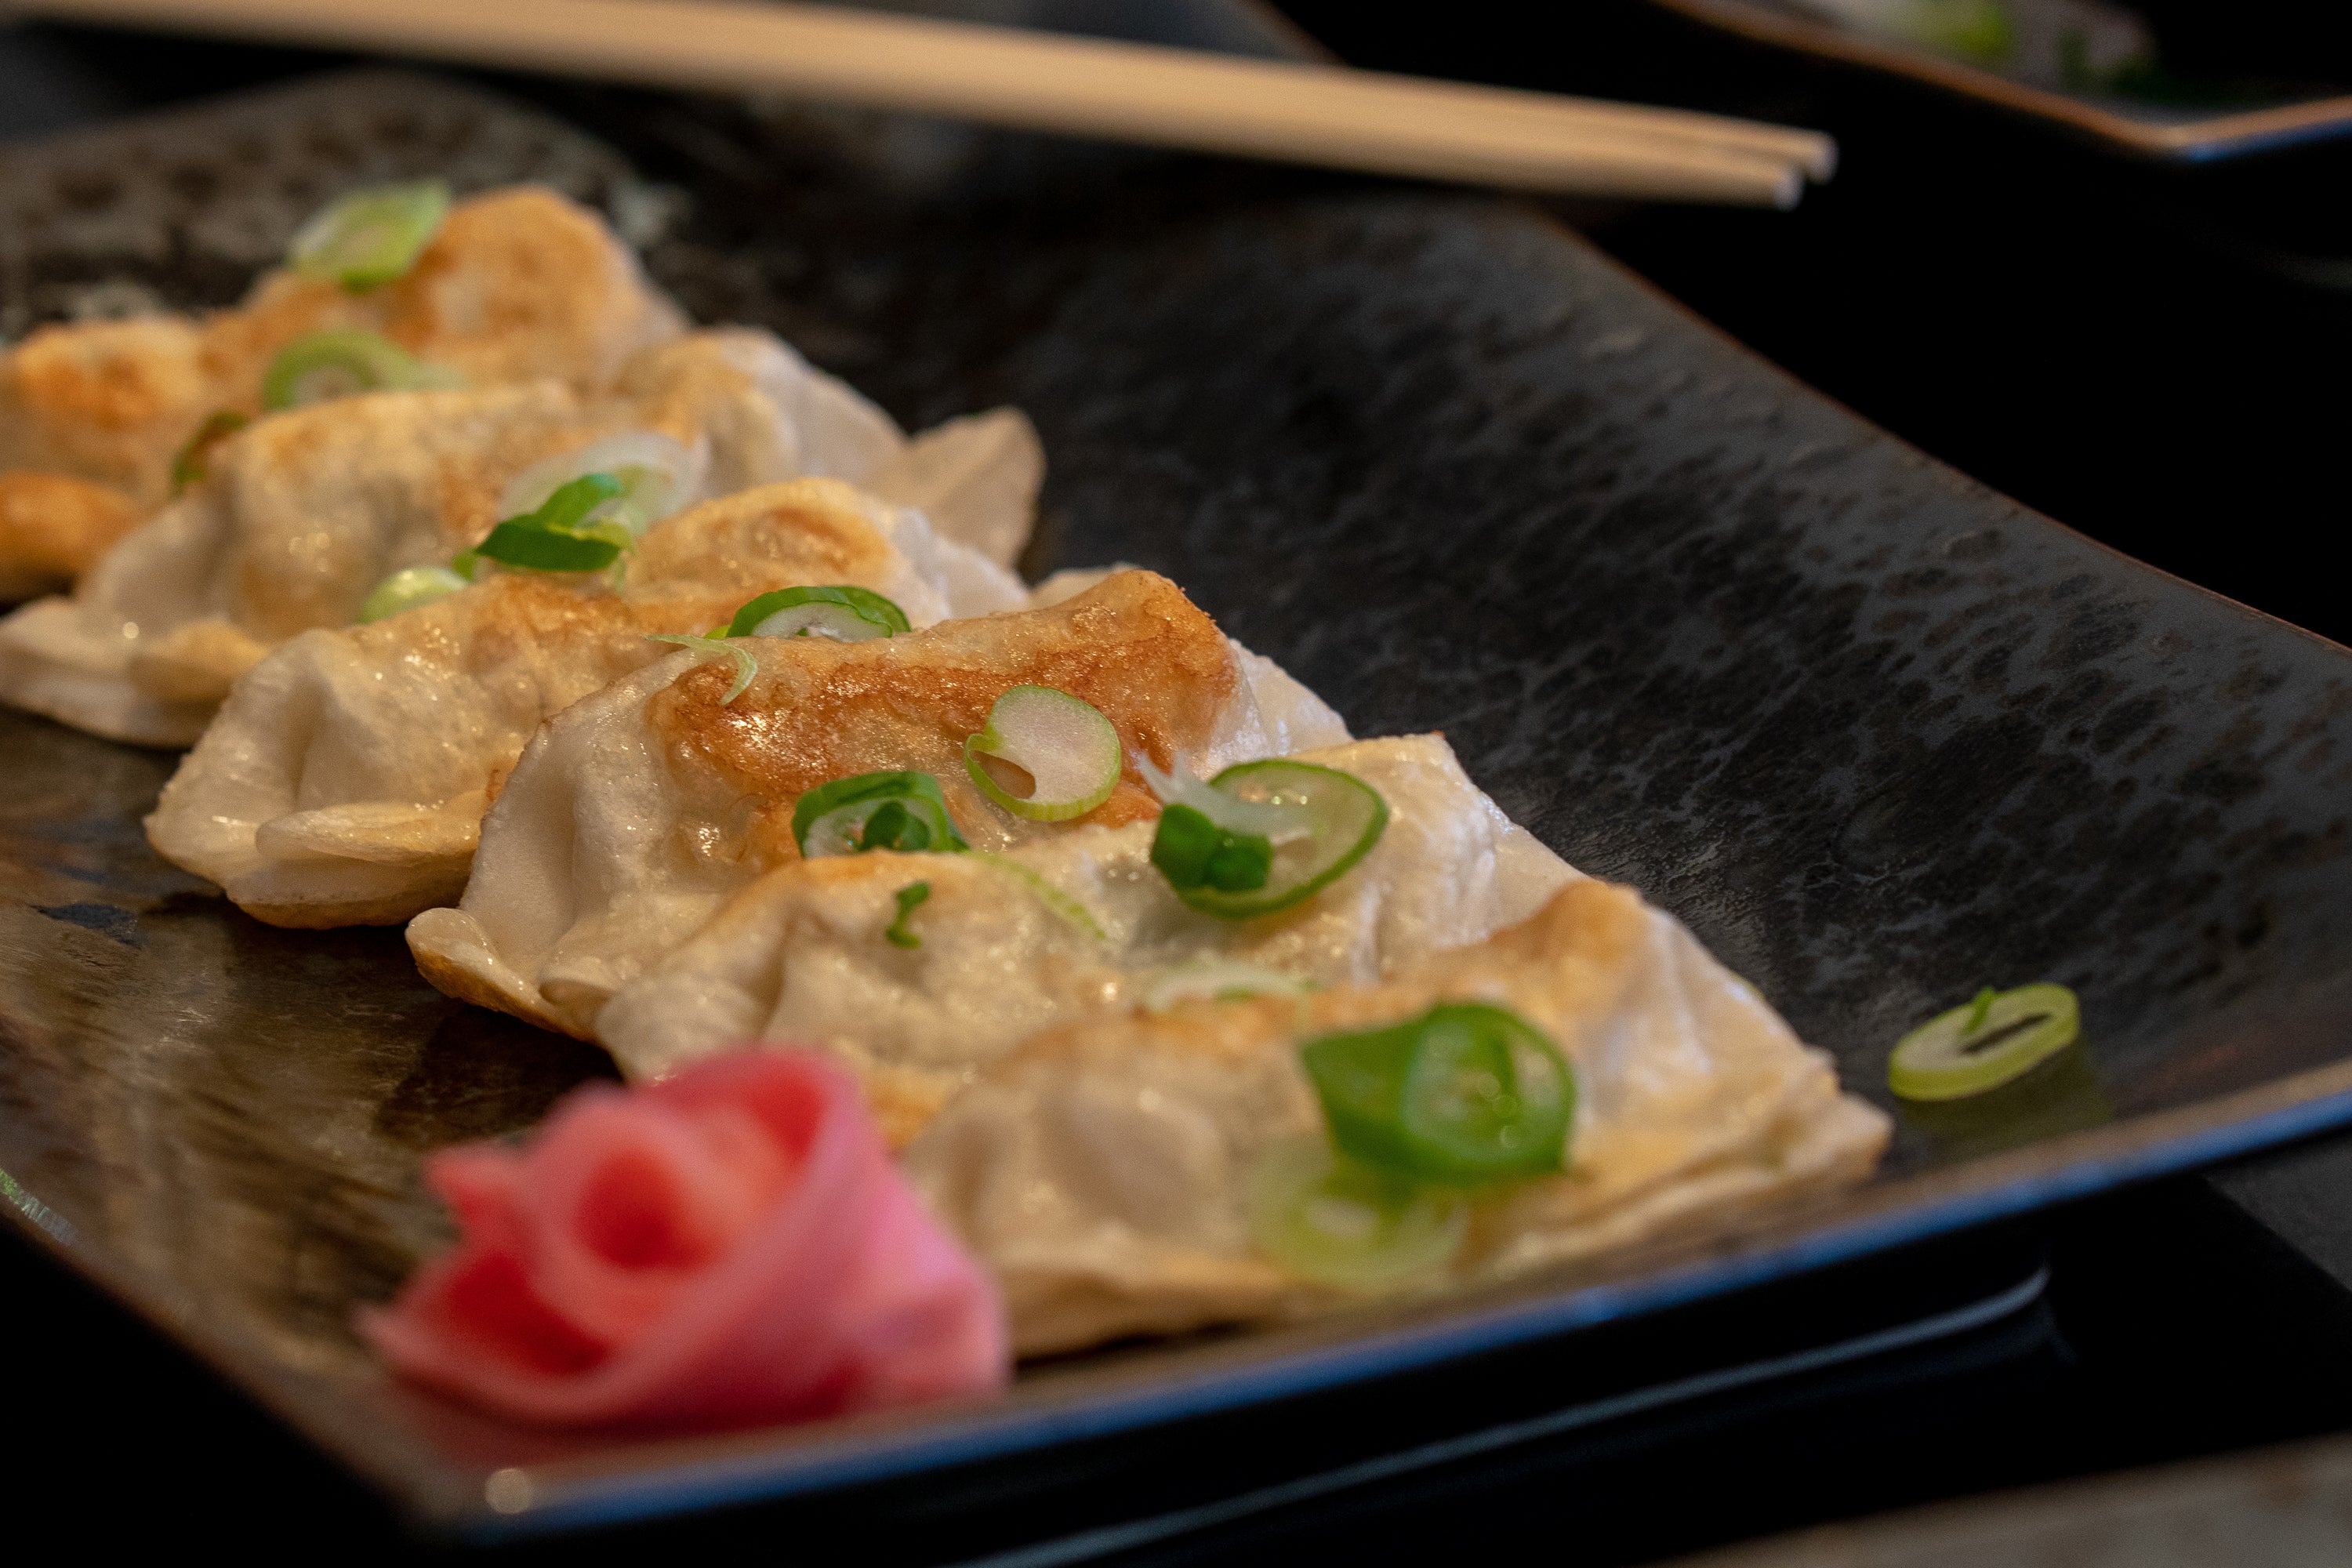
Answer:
612 335 1043 568
144 477 1022 928
0 328 1036 745
0 186 684 594
408 570 1349 1039
0 472 141 603
596 734 1567 1133
902 877 1892 1356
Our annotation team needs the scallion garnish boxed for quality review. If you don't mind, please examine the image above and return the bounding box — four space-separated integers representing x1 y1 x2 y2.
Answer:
972 853 1107 941
260 329 463 411
1302 1003 1575 1186
1247 1136 1467 1290
1138 957 1313 1013
470 473 636 574
793 771 970 859
885 881 931 949
1889 982 2080 1101
963 685 1123 822
1143 757 1388 920
359 565 470 624
720 584 911 642
169 411 249 497
289 179 451 292
499 432 700 540
644 633 757 704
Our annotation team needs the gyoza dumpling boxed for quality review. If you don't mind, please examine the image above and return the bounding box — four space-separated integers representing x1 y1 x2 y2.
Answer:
144 477 1023 928
408 570 1349 1039
612 330 1046 563
902 877 1892 1356
0 187 684 596
595 734 1568 1136
0 328 1037 745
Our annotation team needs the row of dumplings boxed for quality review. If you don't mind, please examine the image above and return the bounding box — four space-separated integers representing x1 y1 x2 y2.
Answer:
0 183 1887 1357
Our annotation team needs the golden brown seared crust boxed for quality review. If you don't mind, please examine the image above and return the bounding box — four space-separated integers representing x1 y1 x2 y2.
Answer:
631 478 894 600
0 187 671 598
650 569 1235 851
0 318 211 506
201 187 665 396
0 471 141 596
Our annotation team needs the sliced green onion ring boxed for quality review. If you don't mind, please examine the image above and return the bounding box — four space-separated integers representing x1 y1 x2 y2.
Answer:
964 685 1123 822
471 473 635 573
261 329 463 411
885 881 931 949
169 411 249 497
644 633 757 704
1138 956 1314 1013
724 584 910 643
1303 1002 1574 1185
289 179 450 291
498 432 702 540
359 565 470 624
1247 1136 1466 1290
1145 757 1388 920
1889 982 2080 1102
971 854 1107 941
793 771 970 859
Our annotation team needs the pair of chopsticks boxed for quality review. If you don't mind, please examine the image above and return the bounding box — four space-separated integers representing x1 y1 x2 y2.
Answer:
21 0 1836 207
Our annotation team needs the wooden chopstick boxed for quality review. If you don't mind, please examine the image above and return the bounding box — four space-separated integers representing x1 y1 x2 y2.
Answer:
22 0 1833 207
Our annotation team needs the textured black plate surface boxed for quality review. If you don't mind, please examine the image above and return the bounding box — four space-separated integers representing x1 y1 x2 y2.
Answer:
7 0 2352 1538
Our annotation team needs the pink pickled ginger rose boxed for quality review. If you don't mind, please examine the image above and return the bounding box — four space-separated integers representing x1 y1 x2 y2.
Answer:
360 1048 1008 1427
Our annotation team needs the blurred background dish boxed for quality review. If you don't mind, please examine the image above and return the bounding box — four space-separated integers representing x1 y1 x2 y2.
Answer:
1652 0 2352 159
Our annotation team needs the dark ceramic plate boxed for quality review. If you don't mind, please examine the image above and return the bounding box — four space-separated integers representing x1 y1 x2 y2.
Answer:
9 0 2352 1542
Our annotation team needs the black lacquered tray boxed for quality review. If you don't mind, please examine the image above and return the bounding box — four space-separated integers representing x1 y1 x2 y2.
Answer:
8 0 2352 1542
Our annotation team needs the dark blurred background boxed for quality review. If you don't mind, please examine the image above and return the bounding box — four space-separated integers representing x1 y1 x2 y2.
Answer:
1275 0 2352 649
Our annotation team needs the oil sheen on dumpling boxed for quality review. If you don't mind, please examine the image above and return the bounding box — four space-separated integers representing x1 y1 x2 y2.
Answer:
408 570 1348 1040
144 477 1022 928
0 186 684 597
595 734 1564 1136
901 877 1892 1356
0 327 1036 745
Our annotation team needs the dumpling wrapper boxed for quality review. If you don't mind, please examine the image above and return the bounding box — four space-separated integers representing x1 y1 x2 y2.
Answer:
0 327 1040 745
597 734 1567 1138
409 569 1348 1039
901 877 1892 1356
144 477 1024 927
0 186 685 595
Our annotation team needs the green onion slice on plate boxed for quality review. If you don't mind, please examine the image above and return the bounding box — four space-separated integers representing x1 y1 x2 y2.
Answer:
724 584 909 642
498 432 701 541
793 771 970 859
1889 982 2080 1101
964 685 1123 822
261 329 463 410
644 633 758 703
358 565 470 624
1144 756 1387 920
473 473 634 573
169 410 249 497
288 179 450 291
1247 1136 1467 1290
1303 1002 1574 1185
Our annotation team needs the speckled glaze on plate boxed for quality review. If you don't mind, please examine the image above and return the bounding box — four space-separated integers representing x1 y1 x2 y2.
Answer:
6 0 2352 1539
